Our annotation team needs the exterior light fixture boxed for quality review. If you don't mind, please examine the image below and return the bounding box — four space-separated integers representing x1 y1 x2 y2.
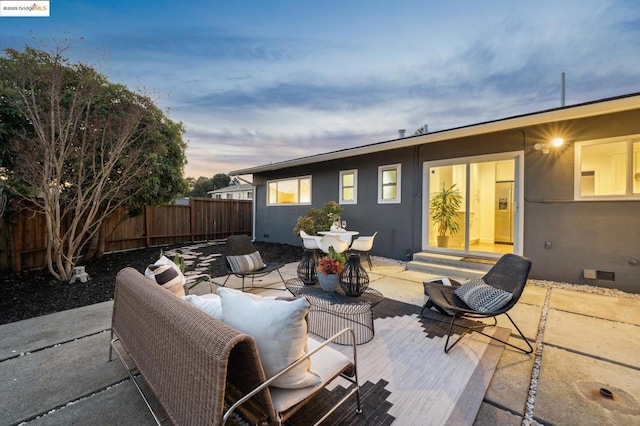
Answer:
534 137 564 154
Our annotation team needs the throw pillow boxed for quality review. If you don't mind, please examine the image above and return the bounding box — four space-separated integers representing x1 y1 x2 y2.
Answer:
183 294 223 320
218 287 321 389
145 255 187 297
227 251 266 274
455 279 513 313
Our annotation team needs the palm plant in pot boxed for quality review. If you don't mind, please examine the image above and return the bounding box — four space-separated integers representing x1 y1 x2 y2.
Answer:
429 183 463 248
316 246 346 291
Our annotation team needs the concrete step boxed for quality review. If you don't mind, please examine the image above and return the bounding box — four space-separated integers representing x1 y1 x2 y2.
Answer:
407 252 497 282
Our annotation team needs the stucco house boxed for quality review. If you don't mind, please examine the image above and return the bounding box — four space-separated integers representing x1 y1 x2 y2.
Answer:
231 92 640 293
208 183 253 200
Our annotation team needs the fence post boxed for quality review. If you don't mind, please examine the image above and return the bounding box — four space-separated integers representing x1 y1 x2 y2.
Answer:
190 198 195 242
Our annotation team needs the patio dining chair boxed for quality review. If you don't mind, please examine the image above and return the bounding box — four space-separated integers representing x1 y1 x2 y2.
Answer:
300 230 322 251
221 235 286 292
421 253 533 354
348 231 378 270
318 234 350 254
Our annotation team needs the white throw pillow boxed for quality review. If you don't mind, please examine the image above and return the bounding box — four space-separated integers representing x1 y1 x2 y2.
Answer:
183 294 223 320
145 256 186 297
218 287 321 389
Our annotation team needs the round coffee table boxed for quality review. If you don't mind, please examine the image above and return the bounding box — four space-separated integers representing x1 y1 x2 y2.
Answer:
285 278 384 345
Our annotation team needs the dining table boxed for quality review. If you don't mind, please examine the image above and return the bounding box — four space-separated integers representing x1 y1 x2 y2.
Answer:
317 230 359 245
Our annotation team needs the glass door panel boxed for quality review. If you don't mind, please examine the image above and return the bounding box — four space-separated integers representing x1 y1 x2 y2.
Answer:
426 158 516 255
427 164 467 250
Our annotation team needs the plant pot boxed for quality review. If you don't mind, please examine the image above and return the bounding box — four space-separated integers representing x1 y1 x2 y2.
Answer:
436 236 449 248
317 273 340 291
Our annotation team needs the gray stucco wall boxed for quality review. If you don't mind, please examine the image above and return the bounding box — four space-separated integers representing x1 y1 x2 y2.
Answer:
251 108 640 293
522 110 640 293
253 147 421 260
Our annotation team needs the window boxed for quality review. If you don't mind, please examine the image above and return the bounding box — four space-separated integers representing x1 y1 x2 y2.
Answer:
575 136 640 200
214 194 221 199
339 170 358 204
247 191 253 199
378 164 401 203
226 193 233 199
267 176 312 205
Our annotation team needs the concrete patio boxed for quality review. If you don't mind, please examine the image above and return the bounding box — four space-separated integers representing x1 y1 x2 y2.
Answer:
1 257 639 425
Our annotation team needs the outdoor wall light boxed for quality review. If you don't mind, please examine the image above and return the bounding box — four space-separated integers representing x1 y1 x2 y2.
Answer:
534 137 564 154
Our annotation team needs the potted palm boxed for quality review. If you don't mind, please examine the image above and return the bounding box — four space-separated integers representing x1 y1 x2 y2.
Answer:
429 183 463 247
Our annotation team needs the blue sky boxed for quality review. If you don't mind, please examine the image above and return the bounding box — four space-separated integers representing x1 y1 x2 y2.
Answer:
2 0 639 178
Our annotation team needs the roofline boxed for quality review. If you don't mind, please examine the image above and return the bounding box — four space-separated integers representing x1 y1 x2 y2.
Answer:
230 92 640 176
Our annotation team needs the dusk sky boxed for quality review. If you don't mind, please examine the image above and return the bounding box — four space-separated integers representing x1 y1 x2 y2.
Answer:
2 0 639 178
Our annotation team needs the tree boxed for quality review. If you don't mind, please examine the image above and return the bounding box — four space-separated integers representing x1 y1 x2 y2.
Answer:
0 44 188 280
186 173 231 197
211 173 231 191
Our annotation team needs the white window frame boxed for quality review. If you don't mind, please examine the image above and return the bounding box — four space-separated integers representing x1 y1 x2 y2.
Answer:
339 169 358 205
574 134 640 201
266 175 312 206
378 163 401 204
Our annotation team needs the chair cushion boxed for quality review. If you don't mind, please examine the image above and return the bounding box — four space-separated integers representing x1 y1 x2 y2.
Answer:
145 256 186 297
454 278 513 313
227 251 267 273
218 288 321 389
183 294 223 319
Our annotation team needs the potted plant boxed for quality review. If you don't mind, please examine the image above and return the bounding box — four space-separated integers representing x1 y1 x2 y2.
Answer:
293 201 343 236
316 246 346 291
429 183 463 247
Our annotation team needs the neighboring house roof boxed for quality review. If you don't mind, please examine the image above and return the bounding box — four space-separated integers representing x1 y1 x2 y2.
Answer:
230 92 640 176
207 183 253 195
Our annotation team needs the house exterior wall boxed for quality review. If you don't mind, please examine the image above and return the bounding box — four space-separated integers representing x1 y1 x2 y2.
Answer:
521 109 640 293
251 108 640 293
253 147 420 260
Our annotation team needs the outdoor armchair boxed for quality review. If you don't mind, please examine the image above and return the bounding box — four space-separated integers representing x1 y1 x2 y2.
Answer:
221 235 286 291
422 253 533 354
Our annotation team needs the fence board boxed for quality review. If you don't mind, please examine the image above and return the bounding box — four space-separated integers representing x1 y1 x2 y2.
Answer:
0 199 252 273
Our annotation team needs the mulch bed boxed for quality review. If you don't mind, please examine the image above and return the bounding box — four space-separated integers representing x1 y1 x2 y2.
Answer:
0 241 303 325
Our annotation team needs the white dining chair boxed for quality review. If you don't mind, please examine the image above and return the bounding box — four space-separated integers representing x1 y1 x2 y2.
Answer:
300 230 322 250
349 232 378 270
318 234 350 254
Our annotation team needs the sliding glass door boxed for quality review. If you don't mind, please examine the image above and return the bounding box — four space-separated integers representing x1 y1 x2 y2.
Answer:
424 152 523 256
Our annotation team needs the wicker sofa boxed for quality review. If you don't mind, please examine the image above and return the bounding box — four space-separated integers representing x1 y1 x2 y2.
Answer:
109 267 360 425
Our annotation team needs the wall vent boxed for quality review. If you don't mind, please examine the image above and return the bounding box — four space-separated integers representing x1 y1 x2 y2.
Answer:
596 270 615 281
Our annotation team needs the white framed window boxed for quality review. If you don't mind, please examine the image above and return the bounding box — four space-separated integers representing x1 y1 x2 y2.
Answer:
267 176 312 205
226 194 233 199
339 169 358 204
575 135 640 200
378 163 401 204
247 191 253 199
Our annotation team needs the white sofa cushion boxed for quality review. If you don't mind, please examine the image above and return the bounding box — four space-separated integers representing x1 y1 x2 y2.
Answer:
218 287 321 389
269 336 352 413
183 294 223 319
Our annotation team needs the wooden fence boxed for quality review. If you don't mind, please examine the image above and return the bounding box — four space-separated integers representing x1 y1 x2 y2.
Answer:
0 198 252 273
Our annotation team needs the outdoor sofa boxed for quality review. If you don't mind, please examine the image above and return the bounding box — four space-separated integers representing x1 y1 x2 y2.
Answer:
109 267 361 425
